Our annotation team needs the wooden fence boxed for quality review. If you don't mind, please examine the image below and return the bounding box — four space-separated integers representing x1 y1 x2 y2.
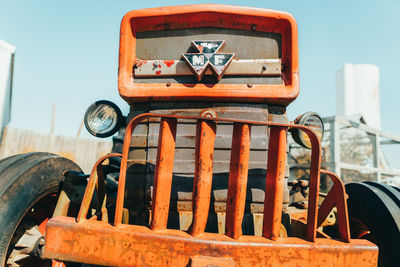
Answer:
0 126 113 173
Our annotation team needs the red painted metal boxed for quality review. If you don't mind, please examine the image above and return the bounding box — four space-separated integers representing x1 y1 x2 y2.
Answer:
304 126 322 242
44 113 377 266
77 153 122 222
112 113 324 234
262 126 287 240
44 216 378 266
317 170 351 243
190 120 216 236
114 115 145 225
81 113 340 234
151 118 177 230
225 123 251 239
118 4 299 105
189 256 236 266
37 4 379 266
51 261 66 267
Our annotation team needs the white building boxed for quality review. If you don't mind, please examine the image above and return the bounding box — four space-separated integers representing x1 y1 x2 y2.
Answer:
0 40 15 136
336 64 380 129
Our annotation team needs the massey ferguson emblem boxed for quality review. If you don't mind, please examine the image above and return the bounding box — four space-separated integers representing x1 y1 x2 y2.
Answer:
182 40 235 81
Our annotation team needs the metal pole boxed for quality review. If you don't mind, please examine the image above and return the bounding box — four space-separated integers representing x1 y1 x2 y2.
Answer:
372 133 381 182
330 117 341 178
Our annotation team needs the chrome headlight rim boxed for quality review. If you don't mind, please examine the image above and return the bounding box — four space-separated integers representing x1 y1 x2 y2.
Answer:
84 100 123 138
291 112 324 149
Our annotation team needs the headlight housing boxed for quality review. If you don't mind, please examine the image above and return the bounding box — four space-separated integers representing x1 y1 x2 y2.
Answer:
290 112 324 149
84 100 123 138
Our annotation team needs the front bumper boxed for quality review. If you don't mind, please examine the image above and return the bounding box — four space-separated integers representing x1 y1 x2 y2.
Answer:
44 216 378 267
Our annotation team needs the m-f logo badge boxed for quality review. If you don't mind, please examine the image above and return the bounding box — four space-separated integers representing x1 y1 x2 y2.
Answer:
182 41 235 81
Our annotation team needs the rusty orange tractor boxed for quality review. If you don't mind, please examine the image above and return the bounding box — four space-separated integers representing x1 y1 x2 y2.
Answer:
1 4 399 267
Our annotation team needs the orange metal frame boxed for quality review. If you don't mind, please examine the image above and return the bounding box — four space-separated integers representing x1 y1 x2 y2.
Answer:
118 4 299 105
44 114 377 266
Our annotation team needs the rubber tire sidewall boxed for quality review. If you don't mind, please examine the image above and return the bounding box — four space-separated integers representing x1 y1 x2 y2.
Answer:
346 182 400 267
0 153 81 265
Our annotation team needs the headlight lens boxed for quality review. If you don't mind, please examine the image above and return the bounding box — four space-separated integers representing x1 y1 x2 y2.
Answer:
84 100 123 138
291 112 324 149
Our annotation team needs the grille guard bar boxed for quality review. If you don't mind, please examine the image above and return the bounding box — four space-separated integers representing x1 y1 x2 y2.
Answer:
43 113 375 266
76 113 349 242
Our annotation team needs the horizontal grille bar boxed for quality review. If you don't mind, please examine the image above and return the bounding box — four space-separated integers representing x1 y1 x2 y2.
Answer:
134 59 281 77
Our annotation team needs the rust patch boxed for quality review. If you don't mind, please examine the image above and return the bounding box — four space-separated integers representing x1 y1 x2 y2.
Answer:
164 60 175 68
136 60 147 68
44 216 378 267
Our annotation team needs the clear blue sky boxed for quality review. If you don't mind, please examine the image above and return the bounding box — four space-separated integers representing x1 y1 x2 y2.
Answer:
0 0 399 165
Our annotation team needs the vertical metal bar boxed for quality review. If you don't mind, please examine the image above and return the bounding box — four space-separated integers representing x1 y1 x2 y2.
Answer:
52 190 70 217
97 165 109 223
114 116 142 225
51 260 66 267
335 188 351 243
151 118 177 230
263 126 287 240
77 171 98 222
225 123 251 239
372 133 381 182
189 120 216 236
318 170 350 243
331 118 341 177
306 130 322 242
77 153 121 222
96 164 107 222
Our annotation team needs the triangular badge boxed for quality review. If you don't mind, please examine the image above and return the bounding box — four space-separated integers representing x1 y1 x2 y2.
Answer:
192 41 224 59
209 53 235 81
182 53 210 81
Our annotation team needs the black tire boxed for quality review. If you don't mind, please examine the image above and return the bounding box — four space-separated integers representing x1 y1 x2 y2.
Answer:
346 182 400 267
364 182 400 207
0 152 82 266
391 185 400 194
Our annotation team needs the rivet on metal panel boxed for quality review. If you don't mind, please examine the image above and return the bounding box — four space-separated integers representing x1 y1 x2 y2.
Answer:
247 83 253 88
200 109 217 118
166 82 171 87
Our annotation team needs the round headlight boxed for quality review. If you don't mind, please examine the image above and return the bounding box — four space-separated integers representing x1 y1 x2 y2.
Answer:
291 112 324 149
84 100 123 138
